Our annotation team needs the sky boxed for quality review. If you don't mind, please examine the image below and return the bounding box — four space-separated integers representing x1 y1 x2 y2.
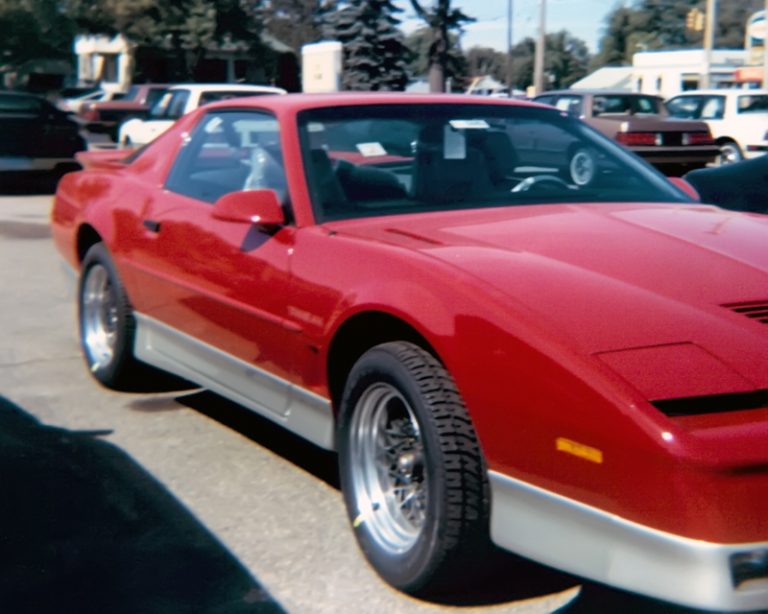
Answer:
393 0 617 54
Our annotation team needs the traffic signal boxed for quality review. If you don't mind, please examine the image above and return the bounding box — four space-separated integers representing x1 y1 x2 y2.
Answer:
686 8 704 32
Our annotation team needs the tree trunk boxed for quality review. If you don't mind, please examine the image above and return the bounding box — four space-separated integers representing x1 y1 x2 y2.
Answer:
428 62 444 92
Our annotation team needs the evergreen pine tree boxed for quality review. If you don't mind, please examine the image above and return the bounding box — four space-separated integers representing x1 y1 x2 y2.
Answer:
320 0 409 91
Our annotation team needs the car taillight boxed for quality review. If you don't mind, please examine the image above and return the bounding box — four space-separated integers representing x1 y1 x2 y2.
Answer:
81 104 99 122
683 131 714 146
616 132 659 146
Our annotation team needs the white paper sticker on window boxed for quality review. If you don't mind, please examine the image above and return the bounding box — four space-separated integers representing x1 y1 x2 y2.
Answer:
444 125 466 159
448 119 490 130
356 142 387 157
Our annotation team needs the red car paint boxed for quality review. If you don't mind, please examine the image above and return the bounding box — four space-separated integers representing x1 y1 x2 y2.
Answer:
52 93 768 608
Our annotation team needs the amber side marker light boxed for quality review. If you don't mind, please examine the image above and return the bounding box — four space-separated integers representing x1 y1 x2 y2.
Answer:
730 549 768 589
555 437 603 464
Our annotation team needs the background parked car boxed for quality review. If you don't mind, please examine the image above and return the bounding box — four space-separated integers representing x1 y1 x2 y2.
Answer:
666 89 768 165
56 88 116 114
118 83 286 147
533 89 719 175
0 91 86 186
78 83 169 141
684 155 768 214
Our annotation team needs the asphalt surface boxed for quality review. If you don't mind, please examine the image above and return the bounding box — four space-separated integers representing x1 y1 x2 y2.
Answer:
0 175 730 614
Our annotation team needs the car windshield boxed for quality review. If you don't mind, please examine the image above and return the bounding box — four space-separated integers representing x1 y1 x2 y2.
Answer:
297 103 690 222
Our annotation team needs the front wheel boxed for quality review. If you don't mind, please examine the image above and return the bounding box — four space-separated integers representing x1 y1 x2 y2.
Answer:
338 342 489 596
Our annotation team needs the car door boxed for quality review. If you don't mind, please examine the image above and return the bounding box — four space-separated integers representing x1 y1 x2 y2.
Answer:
130 109 299 416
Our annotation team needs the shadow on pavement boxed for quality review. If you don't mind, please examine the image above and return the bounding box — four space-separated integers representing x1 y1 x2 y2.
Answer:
178 389 752 613
0 172 61 195
177 390 341 491
555 582 726 613
0 395 285 614
177 391 583 608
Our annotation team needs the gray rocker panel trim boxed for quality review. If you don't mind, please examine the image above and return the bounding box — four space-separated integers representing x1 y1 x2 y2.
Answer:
489 470 768 612
134 313 335 450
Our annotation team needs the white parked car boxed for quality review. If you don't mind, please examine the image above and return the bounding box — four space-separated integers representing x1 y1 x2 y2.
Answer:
57 88 119 114
118 83 286 147
666 89 768 164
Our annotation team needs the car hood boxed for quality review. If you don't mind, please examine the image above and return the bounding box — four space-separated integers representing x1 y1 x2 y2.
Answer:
330 202 768 394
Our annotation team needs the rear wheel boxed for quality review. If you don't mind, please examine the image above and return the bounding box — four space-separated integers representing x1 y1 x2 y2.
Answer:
338 341 489 596
79 243 140 389
569 147 595 186
718 140 743 165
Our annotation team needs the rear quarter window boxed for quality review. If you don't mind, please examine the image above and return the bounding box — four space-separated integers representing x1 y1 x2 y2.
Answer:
737 95 768 113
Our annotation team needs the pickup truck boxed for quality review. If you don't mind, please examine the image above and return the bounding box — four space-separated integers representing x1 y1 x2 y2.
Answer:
533 89 719 175
78 83 169 141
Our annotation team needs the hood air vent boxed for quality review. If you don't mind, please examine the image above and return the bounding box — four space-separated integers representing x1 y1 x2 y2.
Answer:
723 301 768 325
653 389 768 417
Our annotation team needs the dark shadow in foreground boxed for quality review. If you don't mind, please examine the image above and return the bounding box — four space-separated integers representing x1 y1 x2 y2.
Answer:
0 395 285 614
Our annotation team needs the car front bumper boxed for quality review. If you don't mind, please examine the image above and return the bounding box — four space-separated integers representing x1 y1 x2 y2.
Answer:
489 470 768 612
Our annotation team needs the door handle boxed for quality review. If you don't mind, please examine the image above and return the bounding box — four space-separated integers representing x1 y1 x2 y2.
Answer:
143 219 161 233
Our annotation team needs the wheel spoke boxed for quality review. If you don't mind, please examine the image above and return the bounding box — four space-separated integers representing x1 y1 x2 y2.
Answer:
349 382 428 555
81 263 118 369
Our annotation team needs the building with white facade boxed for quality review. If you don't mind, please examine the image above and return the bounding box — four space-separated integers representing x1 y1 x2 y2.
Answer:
74 35 134 92
632 49 750 99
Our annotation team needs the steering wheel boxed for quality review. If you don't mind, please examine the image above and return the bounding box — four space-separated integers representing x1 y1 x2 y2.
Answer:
511 174 571 193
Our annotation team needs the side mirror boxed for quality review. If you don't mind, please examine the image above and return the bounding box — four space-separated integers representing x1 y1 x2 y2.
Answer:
667 176 700 201
212 189 285 231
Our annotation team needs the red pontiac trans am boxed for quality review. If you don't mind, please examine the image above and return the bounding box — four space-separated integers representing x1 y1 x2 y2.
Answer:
51 93 768 611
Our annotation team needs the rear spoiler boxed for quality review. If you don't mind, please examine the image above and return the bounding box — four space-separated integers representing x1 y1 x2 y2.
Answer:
75 148 132 170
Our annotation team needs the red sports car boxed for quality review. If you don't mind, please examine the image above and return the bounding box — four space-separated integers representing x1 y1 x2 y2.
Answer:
51 93 768 611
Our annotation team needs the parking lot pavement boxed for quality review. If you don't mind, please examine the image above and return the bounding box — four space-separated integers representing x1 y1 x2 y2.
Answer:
0 188 710 614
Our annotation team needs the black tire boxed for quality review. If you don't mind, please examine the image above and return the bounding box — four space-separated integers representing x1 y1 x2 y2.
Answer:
78 243 140 389
338 341 490 596
718 140 743 166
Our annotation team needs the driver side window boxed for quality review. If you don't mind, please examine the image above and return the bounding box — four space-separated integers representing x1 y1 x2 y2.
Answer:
165 110 287 204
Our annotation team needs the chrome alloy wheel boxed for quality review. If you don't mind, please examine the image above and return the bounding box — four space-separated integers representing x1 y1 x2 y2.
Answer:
349 382 428 555
570 149 595 186
718 142 743 165
81 263 119 371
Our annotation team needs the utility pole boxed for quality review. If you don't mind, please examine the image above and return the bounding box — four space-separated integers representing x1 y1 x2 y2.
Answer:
533 0 546 95
506 0 513 96
701 0 716 88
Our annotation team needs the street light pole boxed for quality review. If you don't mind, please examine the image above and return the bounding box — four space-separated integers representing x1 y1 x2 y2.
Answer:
763 1 768 88
701 0 716 88
506 0 513 96
533 0 546 95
